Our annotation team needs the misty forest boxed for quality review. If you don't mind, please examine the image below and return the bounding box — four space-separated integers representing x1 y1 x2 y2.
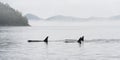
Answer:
0 2 29 26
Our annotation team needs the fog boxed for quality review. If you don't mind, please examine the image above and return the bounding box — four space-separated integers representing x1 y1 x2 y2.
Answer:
1 0 120 18
29 20 120 27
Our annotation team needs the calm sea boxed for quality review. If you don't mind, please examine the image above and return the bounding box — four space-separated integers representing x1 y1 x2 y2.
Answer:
0 26 120 60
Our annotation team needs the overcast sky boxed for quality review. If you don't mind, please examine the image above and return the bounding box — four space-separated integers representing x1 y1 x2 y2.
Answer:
1 0 120 18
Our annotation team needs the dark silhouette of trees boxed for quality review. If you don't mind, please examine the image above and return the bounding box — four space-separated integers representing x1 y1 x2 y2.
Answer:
0 2 29 26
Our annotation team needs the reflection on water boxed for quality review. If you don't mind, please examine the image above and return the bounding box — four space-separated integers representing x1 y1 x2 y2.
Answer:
0 26 120 60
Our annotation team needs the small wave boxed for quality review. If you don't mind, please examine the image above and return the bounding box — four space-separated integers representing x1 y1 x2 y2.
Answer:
84 39 120 43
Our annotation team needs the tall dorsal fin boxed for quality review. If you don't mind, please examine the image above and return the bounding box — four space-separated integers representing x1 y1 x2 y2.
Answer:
77 37 82 42
77 36 84 43
44 36 48 43
81 36 84 41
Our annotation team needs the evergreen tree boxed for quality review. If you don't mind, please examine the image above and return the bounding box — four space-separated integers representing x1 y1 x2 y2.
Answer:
0 2 29 26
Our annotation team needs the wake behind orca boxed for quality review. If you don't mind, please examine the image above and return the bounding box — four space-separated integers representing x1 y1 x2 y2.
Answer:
65 36 84 43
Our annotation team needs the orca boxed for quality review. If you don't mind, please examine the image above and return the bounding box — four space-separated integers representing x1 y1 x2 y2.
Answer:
28 36 49 43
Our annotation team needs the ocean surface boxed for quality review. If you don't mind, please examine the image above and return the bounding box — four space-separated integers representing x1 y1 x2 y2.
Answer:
0 26 120 60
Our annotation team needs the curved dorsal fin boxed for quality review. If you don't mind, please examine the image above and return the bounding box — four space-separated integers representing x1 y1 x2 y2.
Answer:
78 37 82 42
77 36 84 43
44 36 48 43
81 36 84 41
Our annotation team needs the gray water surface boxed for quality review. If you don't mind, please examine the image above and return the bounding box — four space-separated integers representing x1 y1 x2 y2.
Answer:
0 26 120 60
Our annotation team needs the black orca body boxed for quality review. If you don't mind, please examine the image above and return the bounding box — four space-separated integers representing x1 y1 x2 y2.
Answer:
28 36 49 44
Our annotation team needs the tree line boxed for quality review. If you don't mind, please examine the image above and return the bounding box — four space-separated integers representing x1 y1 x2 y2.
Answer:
0 2 29 26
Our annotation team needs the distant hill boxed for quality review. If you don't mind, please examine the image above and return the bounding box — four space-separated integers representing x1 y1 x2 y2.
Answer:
46 15 85 21
0 2 29 26
25 14 43 20
109 15 120 20
46 15 120 21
